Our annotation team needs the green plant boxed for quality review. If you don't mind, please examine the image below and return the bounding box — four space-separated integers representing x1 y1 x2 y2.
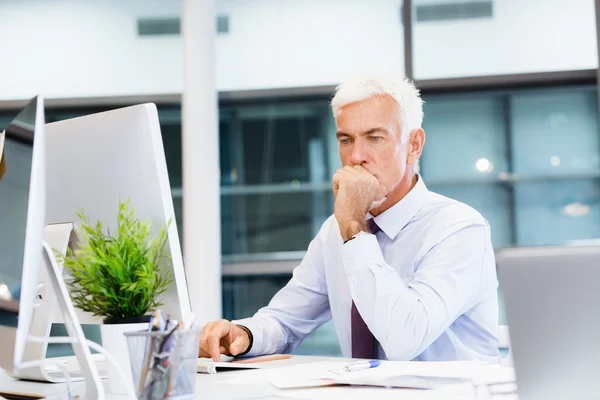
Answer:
59 200 173 322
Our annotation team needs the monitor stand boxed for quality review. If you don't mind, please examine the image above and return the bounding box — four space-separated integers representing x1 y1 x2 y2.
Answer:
18 224 75 382
16 223 94 383
39 240 103 400
14 223 104 400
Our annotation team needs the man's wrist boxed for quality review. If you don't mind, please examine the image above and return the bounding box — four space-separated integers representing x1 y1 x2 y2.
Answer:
235 324 253 356
340 219 367 242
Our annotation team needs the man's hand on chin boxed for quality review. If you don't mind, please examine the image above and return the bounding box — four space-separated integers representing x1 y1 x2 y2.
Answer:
332 165 386 242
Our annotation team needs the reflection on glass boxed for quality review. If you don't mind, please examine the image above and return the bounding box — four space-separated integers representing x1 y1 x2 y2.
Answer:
561 202 591 217
421 95 507 182
510 88 599 176
214 104 326 185
221 191 333 256
514 180 600 246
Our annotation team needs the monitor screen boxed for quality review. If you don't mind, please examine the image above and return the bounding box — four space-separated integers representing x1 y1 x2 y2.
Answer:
0 99 38 320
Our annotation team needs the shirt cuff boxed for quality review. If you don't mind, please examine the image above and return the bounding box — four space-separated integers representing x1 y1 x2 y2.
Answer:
342 233 386 276
231 317 263 357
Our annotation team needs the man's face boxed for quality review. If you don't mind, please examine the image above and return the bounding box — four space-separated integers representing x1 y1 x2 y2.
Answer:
335 95 411 197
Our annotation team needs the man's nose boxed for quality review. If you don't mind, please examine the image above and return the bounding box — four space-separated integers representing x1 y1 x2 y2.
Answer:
349 141 368 166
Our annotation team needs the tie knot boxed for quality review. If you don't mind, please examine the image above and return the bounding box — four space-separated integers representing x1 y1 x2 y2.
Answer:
367 219 380 235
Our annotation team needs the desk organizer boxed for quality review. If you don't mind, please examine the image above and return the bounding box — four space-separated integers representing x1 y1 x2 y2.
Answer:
125 327 201 400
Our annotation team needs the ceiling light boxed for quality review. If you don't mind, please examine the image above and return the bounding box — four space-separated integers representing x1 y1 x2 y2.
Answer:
562 202 591 217
475 158 493 173
0 284 11 300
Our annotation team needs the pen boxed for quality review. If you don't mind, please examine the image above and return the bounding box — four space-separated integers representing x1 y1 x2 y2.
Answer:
138 310 164 393
343 360 380 372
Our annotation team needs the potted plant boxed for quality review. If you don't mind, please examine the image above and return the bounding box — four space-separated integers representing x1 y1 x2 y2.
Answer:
59 199 172 393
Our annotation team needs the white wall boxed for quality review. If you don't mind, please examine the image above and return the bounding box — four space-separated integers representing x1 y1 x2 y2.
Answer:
0 0 597 101
413 0 598 79
0 0 404 100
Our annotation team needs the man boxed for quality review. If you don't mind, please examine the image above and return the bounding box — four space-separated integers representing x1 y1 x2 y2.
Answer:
199 74 500 362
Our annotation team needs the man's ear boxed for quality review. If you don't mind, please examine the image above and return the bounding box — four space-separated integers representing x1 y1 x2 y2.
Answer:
407 128 425 166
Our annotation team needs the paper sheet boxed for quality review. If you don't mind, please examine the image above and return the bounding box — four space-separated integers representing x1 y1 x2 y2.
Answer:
250 360 514 391
333 360 515 384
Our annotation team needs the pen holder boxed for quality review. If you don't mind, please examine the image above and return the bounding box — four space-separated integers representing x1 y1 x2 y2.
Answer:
124 327 201 400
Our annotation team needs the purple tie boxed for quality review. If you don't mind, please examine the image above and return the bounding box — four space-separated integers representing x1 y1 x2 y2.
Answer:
351 219 379 359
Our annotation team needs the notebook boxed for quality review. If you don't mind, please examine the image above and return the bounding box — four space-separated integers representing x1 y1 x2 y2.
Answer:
197 358 261 374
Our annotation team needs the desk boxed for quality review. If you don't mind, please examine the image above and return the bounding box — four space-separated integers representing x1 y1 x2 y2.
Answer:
0 356 517 400
0 356 332 400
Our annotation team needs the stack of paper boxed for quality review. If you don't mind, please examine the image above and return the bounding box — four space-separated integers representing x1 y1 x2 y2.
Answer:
269 361 511 387
218 360 516 398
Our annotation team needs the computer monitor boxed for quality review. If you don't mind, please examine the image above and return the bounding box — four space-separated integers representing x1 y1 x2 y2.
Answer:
0 96 46 371
44 103 191 323
497 245 600 400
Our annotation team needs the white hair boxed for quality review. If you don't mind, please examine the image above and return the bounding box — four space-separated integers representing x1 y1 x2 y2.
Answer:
331 73 424 142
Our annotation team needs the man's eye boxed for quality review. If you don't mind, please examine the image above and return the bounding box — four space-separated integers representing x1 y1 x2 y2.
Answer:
340 139 351 145
371 136 382 142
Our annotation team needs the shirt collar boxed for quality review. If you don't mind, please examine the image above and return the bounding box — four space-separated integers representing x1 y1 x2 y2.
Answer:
367 174 428 241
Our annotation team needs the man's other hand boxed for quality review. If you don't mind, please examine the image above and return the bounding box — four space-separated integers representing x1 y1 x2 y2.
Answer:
333 165 386 241
199 319 250 361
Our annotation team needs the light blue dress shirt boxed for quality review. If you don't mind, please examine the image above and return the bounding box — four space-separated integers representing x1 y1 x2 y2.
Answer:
235 176 500 362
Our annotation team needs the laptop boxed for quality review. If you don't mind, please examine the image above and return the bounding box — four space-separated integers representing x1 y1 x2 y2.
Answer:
496 245 600 400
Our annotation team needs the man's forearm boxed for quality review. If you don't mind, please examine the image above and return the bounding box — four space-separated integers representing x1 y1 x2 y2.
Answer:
339 219 368 242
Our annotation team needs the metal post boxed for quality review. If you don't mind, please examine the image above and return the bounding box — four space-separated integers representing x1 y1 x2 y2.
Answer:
181 0 222 322
595 0 600 136
402 0 414 80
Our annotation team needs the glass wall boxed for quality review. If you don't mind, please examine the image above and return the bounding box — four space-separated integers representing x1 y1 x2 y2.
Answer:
214 84 599 355
423 85 599 249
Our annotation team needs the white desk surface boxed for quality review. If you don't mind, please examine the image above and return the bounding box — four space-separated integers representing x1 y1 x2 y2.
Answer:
0 355 517 400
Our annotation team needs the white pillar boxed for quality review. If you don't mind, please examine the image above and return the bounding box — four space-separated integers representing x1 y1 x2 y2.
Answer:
181 0 222 322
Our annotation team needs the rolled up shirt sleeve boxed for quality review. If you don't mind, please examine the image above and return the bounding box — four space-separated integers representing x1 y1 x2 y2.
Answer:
233 231 331 357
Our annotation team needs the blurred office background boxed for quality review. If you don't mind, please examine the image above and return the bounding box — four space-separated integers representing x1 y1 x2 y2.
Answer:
1 0 599 356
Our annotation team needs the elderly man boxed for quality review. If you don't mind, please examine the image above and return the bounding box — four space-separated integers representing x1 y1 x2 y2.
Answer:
199 74 499 362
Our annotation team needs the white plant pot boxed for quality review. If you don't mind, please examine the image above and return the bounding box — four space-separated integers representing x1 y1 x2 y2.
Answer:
100 320 148 395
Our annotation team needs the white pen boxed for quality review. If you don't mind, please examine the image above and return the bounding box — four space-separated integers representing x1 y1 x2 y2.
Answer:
343 360 381 372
